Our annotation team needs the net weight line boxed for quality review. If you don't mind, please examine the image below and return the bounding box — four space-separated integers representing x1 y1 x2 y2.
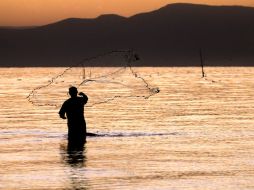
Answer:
26 49 160 108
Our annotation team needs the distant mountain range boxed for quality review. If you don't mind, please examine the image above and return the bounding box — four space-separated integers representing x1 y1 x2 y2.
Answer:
0 3 254 67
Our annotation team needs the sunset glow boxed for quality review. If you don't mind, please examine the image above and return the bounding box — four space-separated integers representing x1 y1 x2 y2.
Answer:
0 0 254 26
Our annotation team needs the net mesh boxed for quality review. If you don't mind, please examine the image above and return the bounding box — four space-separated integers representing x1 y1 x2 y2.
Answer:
27 50 160 108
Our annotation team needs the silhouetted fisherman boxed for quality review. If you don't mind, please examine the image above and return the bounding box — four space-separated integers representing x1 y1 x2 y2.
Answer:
59 86 88 144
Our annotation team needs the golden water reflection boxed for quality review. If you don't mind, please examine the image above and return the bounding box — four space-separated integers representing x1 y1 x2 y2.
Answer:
0 67 254 190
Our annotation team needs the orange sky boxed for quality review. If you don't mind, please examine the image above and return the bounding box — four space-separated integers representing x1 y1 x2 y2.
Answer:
0 0 253 26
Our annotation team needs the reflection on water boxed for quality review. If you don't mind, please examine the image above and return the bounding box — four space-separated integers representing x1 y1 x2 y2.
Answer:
60 140 88 190
61 140 87 168
0 67 254 190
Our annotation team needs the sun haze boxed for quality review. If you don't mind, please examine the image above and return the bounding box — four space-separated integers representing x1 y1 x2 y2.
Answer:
0 0 253 26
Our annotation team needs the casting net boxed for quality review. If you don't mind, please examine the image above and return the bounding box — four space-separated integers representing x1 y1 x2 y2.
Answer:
27 50 160 108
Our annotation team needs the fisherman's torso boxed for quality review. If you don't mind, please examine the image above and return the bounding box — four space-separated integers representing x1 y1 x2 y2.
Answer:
64 97 85 124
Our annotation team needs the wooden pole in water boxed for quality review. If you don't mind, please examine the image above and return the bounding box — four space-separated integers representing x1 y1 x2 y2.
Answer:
199 48 205 78
83 68 86 79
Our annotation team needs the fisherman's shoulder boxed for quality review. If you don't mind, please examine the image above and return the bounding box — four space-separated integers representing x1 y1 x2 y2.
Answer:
63 98 73 105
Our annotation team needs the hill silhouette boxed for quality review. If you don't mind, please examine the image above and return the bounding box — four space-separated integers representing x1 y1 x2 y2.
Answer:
0 3 254 66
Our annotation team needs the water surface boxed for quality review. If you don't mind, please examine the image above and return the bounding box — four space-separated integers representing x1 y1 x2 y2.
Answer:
0 67 254 190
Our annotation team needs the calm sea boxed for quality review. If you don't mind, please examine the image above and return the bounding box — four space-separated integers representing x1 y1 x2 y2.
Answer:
0 67 254 190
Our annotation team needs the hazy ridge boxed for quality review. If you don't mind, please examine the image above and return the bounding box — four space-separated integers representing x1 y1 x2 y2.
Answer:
0 3 254 67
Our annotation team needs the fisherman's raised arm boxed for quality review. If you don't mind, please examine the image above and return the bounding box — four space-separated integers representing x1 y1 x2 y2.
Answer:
78 92 88 104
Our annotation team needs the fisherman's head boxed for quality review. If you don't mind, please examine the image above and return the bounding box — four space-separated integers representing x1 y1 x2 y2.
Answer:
69 86 78 97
